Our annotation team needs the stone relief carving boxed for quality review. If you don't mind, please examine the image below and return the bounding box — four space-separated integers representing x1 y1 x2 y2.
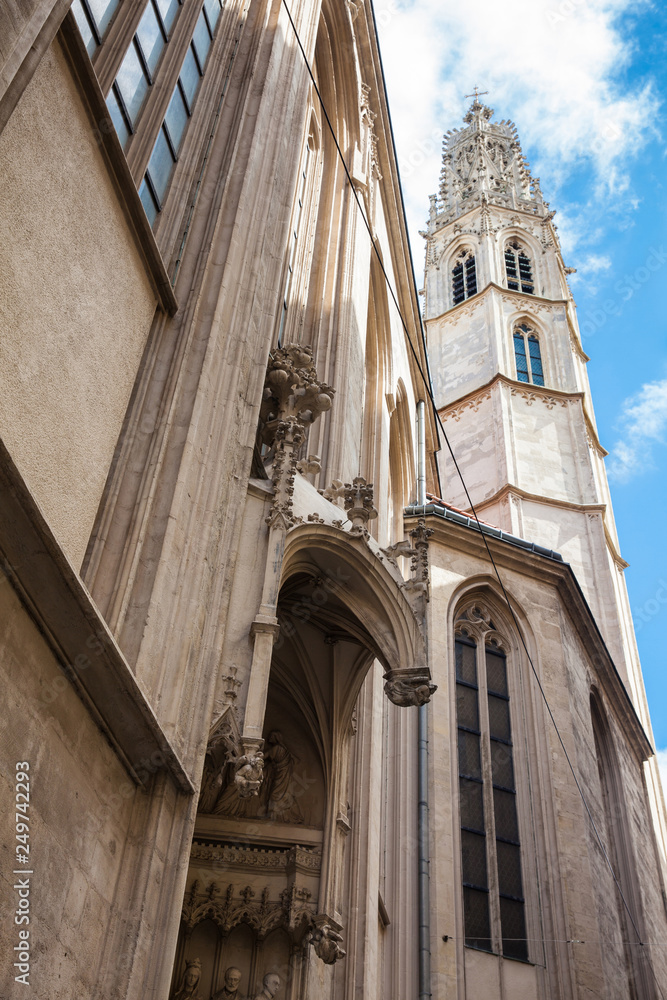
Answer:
510 386 569 409
204 730 304 823
198 710 241 815
441 387 492 422
211 967 244 1000
182 879 316 940
172 958 205 1000
252 973 282 999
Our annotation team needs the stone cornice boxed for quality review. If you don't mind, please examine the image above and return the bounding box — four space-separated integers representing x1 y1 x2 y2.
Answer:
405 508 652 764
0 437 193 793
438 371 590 421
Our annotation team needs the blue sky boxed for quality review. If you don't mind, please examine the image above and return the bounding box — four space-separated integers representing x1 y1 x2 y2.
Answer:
375 0 667 769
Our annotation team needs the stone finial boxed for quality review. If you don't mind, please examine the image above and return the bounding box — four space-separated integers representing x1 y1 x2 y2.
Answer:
260 345 334 528
260 345 334 447
343 477 378 534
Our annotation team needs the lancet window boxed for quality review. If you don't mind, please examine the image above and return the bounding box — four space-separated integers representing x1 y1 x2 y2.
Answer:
455 605 528 961
513 323 544 386
452 249 477 305
505 241 534 294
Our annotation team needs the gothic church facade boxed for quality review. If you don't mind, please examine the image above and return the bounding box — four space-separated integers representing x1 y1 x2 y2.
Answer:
0 0 665 997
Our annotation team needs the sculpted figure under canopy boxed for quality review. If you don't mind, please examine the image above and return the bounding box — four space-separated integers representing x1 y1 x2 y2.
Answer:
253 972 281 999
211 966 244 1000
172 959 205 1000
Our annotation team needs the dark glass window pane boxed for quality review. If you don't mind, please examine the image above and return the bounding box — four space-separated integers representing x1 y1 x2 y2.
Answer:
500 897 528 960
136 0 165 76
192 9 212 66
461 830 488 888
180 46 201 109
458 730 482 780
115 41 149 124
457 683 479 731
139 177 159 225
460 777 485 833
465 257 477 295
463 888 492 951
497 840 523 899
493 787 519 843
452 263 465 304
146 126 175 202
485 648 507 695
491 739 515 790
87 0 119 35
488 695 511 741
72 0 98 54
505 250 517 278
514 333 529 382
455 639 477 684
106 85 131 147
165 85 189 152
204 0 222 30
156 0 180 32
528 336 544 385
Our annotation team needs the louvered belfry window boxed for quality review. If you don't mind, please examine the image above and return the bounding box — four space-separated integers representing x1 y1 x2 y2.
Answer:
513 322 544 386
505 240 534 294
452 249 478 305
455 607 528 961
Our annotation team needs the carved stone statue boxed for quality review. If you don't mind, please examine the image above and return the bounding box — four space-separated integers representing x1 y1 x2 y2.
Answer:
211 966 244 1000
172 958 205 1000
261 730 303 823
252 973 281 999
214 751 264 817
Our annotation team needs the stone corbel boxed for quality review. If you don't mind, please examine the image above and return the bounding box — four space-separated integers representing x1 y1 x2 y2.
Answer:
383 668 437 707
306 915 346 965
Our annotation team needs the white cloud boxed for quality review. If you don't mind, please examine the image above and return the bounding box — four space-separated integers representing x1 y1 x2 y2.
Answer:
607 379 667 482
375 0 658 276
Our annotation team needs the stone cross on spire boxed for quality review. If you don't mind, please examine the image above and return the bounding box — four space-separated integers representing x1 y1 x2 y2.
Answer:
464 87 489 102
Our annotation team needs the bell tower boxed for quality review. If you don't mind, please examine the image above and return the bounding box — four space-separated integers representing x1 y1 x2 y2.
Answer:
423 95 648 718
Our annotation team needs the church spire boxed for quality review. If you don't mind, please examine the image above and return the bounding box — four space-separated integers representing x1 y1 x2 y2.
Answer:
435 96 546 227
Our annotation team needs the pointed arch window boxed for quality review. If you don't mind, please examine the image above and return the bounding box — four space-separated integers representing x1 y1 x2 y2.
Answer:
452 249 477 305
513 323 544 386
505 241 534 295
455 606 528 961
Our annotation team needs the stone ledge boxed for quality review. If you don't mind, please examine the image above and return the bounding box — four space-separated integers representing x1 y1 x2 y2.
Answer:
0 437 193 794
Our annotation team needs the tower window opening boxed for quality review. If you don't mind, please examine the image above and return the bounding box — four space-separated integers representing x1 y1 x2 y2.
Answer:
513 323 544 386
452 249 477 305
505 241 534 295
455 621 528 961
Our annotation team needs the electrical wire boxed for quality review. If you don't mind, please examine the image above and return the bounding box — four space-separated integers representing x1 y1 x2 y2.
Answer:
279 0 666 994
